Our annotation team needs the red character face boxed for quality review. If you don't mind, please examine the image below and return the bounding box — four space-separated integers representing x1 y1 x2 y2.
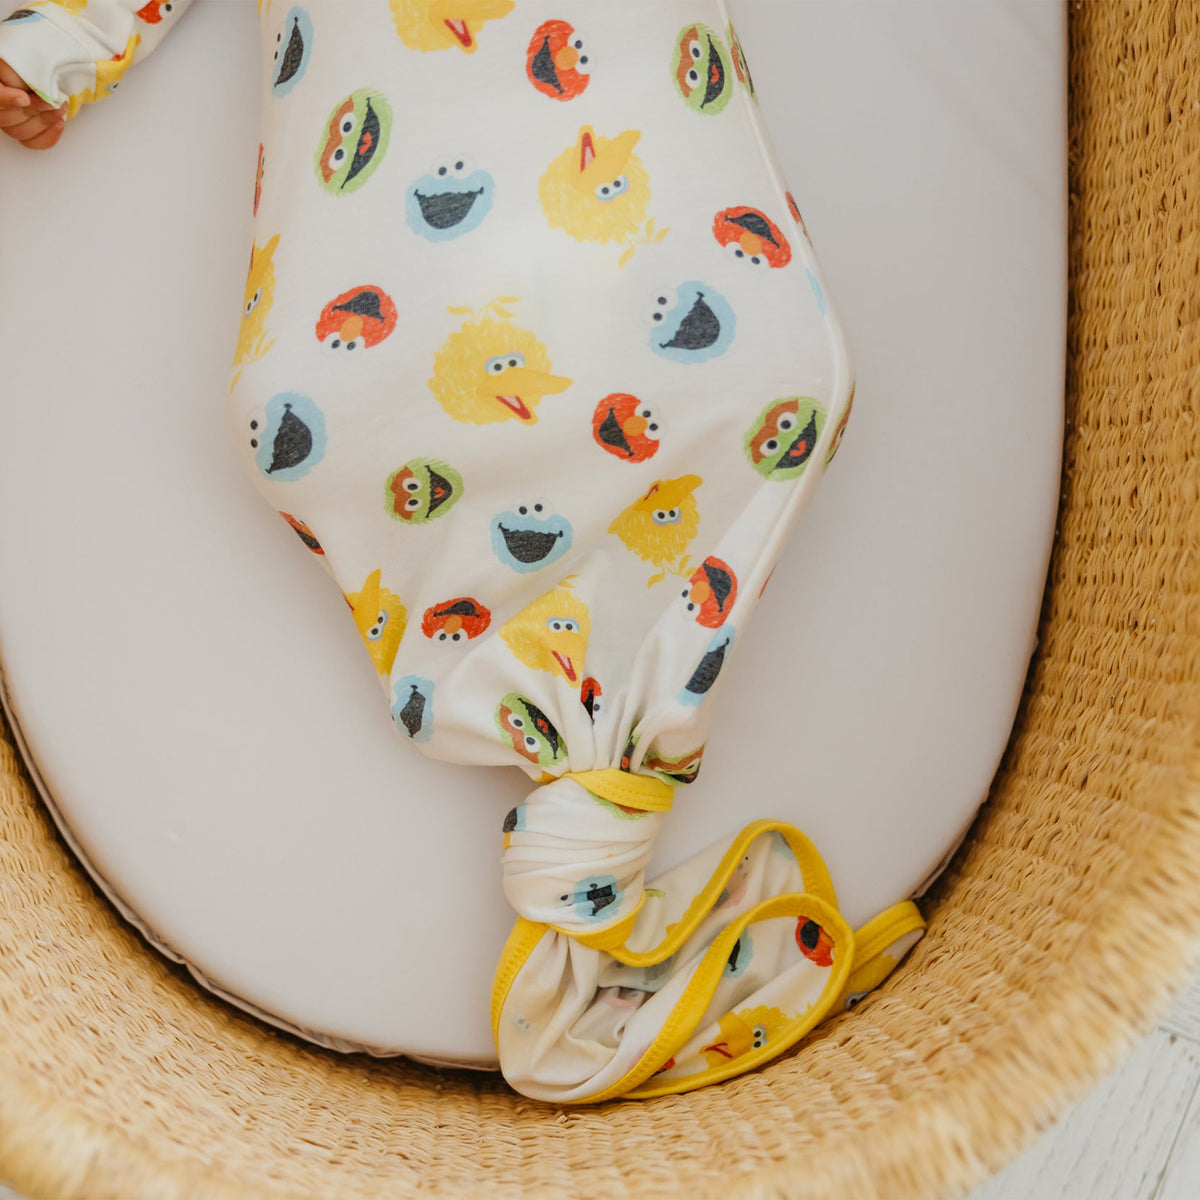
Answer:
279 512 324 556
526 20 592 100
421 597 491 642
136 0 173 24
680 557 737 628
254 143 264 217
713 206 792 268
795 917 834 967
785 191 810 240
592 393 661 463
580 676 602 721
315 285 397 353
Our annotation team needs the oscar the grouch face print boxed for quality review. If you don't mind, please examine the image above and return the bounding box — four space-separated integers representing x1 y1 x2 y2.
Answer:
431 299 572 425
726 21 757 101
671 23 733 115
744 398 826 481
496 694 567 768
386 458 464 524
389 0 514 53
315 88 393 195
344 568 408 677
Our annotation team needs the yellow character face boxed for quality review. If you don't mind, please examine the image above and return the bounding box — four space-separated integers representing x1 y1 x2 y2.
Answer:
430 311 571 425
539 126 652 246
389 0 515 53
345 568 408 677
701 1004 788 1070
233 233 281 370
607 475 702 580
65 32 140 117
499 581 591 685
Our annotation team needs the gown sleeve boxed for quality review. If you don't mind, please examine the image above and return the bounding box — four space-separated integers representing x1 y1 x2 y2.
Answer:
0 0 193 116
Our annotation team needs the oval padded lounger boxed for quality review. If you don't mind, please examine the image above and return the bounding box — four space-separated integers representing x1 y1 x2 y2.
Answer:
0 0 1063 1070
10 3 1200 1199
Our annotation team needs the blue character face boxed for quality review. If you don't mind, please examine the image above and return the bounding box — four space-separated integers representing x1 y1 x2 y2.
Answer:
680 627 735 706
252 393 327 481
724 932 753 977
272 9 313 96
392 675 434 743
1 9 45 24
406 158 495 242
650 282 736 363
491 502 573 573
563 875 622 921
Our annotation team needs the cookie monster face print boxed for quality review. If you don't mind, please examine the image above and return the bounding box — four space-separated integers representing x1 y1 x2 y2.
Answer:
392 675 434 742
650 284 735 362
406 158 495 241
251 393 326 481
744 398 826 481
671 23 733 115
315 89 392 195
271 9 312 96
491 504 572 573
1 9 44 24
681 628 735 706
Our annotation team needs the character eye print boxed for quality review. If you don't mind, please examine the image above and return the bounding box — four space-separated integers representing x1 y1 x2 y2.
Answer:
509 715 525 729
367 611 388 640
574 37 592 72
525 735 539 749
762 437 779 454
328 146 346 172
689 39 703 61
516 502 546 516
403 478 421 492
245 288 262 317
486 352 526 375
652 507 681 525
435 159 469 177
777 414 796 431
546 617 579 633
594 175 629 201
752 1025 767 1049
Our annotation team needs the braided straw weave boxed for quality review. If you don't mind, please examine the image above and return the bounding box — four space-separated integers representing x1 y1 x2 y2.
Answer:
3 3 1200 1196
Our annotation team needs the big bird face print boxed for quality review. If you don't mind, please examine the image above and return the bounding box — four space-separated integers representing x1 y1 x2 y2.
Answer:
430 299 572 425
701 1005 789 1070
539 126 666 265
499 580 591 686
389 0 514 52
232 233 280 382
344 568 408 677
608 475 702 587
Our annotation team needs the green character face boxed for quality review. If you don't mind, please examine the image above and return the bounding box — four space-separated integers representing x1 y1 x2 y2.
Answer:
386 458 464 524
496 694 566 768
315 88 393 195
744 397 826 481
671 23 733 115
726 23 757 101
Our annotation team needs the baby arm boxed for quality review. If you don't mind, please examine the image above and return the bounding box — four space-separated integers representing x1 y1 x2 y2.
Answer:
0 0 193 139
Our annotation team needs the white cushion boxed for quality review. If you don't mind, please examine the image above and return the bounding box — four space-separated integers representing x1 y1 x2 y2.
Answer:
0 0 1064 1066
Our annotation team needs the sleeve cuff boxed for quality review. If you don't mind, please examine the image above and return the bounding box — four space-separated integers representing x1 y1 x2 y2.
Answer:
0 8 107 109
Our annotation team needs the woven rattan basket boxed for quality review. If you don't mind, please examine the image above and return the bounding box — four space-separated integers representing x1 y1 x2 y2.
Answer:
4 3 1200 1197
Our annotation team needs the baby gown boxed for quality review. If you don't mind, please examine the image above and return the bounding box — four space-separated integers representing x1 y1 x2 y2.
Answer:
0 0 926 1103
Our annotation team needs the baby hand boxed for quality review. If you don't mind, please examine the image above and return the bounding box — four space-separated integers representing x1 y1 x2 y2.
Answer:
0 58 67 150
